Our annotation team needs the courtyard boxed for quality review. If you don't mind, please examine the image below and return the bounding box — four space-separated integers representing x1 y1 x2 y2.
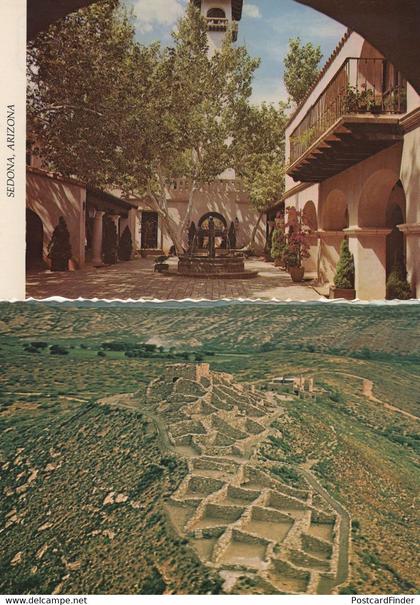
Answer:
26 257 323 301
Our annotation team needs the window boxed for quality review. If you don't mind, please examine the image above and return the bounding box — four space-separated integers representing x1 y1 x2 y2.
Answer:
207 8 226 18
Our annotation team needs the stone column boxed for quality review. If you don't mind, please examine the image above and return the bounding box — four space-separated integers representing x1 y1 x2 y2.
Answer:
398 223 420 298
303 232 319 279
317 230 345 285
91 210 105 267
345 228 391 300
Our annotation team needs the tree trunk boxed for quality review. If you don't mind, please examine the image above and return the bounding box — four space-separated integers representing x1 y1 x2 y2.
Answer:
147 177 197 256
160 213 184 255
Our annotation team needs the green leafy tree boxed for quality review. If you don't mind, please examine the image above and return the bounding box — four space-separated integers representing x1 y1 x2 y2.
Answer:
27 0 146 186
28 2 260 254
334 239 355 289
48 216 72 271
284 37 323 105
118 226 133 261
271 222 287 264
129 5 260 253
232 102 288 250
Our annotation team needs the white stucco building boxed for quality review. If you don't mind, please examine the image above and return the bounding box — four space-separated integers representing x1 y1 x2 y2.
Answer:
284 30 420 299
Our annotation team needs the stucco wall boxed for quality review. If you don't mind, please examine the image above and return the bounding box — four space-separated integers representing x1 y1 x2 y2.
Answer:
284 139 420 298
285 31 420 196
26 170 86 268
201 0 233 54
137 180 265 254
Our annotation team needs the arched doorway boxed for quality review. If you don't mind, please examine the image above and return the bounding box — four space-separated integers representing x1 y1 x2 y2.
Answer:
207 8 226 18
386 180 406 277
319 189 348 284
141 211 159 250
356 169 404 299
26 209 44 270
321 190 348 231
198 212 227 249
303 201 318 231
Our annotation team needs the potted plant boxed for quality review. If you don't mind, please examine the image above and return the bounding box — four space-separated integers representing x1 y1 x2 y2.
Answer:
118 226 133 261
386 253 412 300
48 216 72 271
284 208 311 282
102 215 118 265
330 238 356 299
344 85 376 113
154 255 170 273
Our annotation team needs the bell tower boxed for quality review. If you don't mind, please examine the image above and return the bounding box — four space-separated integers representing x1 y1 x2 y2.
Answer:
191 0 243 54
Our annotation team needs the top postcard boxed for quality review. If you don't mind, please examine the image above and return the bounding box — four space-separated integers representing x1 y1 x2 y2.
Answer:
19 0 420 300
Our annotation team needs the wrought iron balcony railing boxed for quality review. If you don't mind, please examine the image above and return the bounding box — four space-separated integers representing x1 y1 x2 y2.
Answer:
206 16 227 30
289 57 407 165
206 17 238 33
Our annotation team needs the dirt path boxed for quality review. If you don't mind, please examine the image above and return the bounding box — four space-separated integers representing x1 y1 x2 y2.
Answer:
319 370 419 422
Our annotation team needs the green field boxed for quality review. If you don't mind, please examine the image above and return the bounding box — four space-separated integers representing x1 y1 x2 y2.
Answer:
0 302 418 595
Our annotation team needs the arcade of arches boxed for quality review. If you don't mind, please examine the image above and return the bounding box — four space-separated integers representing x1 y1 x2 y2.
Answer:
287 164 415 300
26 167 138 272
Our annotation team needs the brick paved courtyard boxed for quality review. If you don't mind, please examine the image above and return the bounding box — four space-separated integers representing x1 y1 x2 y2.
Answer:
26 258 324 300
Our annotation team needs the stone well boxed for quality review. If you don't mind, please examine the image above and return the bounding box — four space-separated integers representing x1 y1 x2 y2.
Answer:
178 254 258 279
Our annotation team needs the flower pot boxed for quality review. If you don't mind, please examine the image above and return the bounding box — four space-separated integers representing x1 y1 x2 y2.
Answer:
51 258 69 272
289 266 304 282
274 258 282 267
330 286 356 300
155 263 169 274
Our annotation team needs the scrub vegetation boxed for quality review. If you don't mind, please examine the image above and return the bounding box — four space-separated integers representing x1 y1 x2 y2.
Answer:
0 302 418 595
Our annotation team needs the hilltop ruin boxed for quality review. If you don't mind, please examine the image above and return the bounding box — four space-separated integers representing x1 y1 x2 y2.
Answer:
139 364 349 594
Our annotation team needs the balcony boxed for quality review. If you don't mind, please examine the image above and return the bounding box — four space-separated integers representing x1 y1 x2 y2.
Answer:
288 58 406 183
206 17 239 41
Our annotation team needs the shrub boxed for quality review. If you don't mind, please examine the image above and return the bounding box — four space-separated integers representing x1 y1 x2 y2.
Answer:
334 239 355 289
131 464 164 496
351 519 361 531
48 216 72 271
101 342 129 352
271 464 301 486
339 584 358 595
118 226 133 261
284 207 311 268
50 344 69 356
30 341 48 349
271 227 287 263
386 261 412 300
102 215 118 265
97 351 106 357
24 345 40 354
141 567 166 594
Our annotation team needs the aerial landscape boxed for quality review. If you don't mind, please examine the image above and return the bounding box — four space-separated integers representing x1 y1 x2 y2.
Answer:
0 301 419 595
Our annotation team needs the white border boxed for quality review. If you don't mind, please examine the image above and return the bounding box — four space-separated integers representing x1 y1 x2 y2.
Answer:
0 0 26 300
0 596 419 604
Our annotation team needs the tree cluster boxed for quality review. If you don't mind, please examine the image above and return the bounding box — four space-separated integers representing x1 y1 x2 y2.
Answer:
28 2 324 253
